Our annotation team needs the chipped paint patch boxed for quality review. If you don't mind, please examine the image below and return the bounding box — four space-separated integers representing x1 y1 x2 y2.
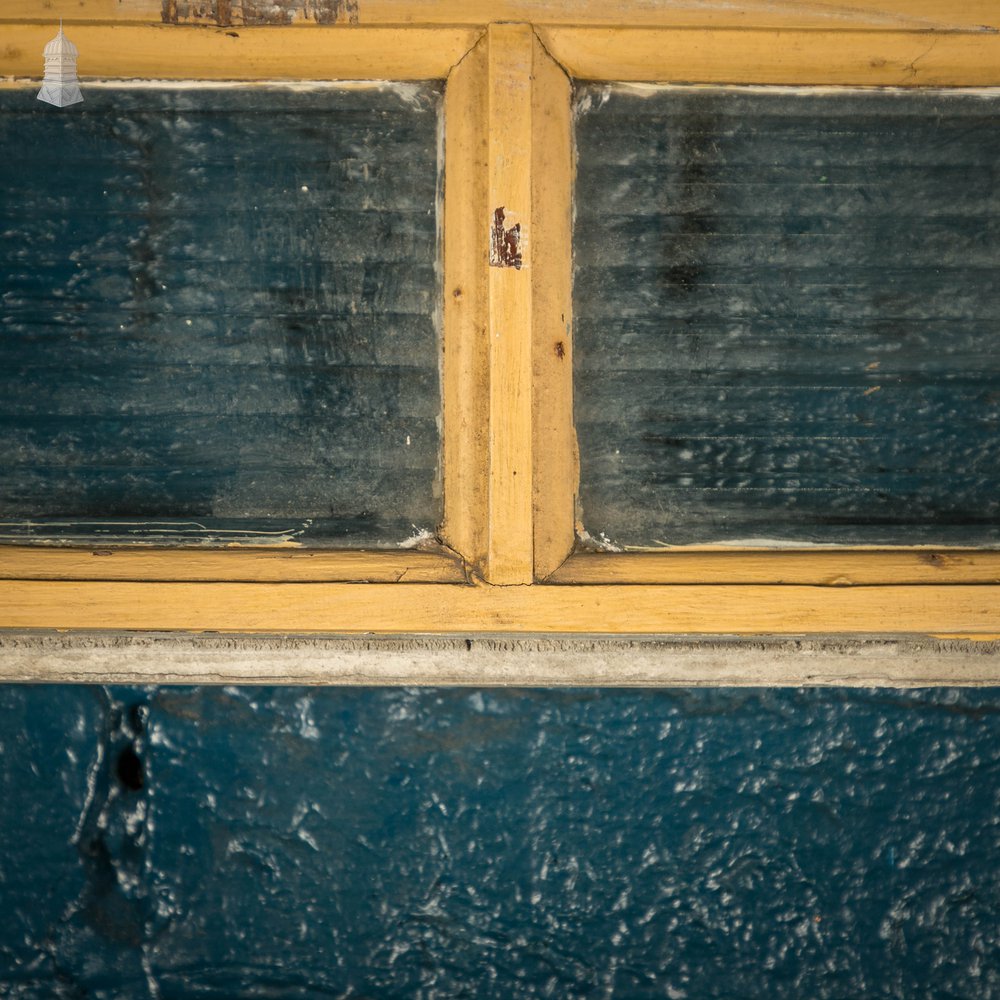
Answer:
398 527 436 550
576 528 623 553
489 207 522 270
161 0 360 26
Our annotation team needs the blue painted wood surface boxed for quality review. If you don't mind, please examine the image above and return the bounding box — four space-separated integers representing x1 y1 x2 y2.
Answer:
0 86 442 546
0 684 998 997
574 87 1000 546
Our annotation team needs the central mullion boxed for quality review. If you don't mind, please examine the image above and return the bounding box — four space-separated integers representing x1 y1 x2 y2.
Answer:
486 24 536 584
442 24 539 584
442 25 576 584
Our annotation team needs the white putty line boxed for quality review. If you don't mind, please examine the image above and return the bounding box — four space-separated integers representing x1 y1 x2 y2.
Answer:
572 84 1000 125
0 79 440 102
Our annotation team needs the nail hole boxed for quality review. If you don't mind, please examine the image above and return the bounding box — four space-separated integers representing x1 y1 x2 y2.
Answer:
116 746 144 791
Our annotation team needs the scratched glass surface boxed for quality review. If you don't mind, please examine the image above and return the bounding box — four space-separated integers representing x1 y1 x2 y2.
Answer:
0 685 998 998
0 86 442 546
573 87 1000 547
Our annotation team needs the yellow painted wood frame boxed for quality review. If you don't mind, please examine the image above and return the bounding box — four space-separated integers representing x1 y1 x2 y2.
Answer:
2 8 1000 642
0 25 481 80
3 580 999 636
6 0 998 32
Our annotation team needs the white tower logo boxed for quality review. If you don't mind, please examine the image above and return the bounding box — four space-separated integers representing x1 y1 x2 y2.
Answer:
37 20 83 108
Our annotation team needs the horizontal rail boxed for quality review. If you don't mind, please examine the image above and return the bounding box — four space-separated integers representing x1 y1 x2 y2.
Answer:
3 580 1000 635
550 551 1000 586
0 546 466 583
0 25 480 79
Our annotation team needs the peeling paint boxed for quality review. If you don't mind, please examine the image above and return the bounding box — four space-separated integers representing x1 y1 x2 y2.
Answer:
397 527 436 549
489 207 522 270
576 527 623 553
161 0 360 26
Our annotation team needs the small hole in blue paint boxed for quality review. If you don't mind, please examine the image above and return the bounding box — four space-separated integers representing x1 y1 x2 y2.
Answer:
116 747 144 791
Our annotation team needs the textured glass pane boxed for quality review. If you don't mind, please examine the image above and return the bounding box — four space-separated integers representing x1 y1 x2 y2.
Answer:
0 85 442 546
574 87 1000 546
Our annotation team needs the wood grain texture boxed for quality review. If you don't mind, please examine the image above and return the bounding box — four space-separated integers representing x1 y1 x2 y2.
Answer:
0 547 465 582
0 25 479 79
551 551 1000 585
441 26 544 584
440 35 489 575
2 580 1000 634
6 0 998 30
486 24 534 584
540 28 1000 84
530 31 577 581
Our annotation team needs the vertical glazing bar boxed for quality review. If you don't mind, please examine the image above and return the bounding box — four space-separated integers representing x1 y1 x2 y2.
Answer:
442 25 541 584
531 31 577 579
441 34 490 574
485 23 536 584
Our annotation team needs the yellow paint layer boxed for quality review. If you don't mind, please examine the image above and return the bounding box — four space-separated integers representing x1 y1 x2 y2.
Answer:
3 581 1000 634
485 24 535 584
0 25 480 79
530 31 577 581
7 0 997 31
540 27 1000 84
551 551 1000 585
0 547 465 583
440 35 490 575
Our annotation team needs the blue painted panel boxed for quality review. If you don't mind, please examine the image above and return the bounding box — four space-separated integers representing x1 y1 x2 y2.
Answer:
573 87 1000 546
0 86 442 546
1 685 998 996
